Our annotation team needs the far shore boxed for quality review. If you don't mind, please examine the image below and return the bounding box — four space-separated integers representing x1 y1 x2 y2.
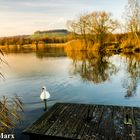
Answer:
0 39 140 54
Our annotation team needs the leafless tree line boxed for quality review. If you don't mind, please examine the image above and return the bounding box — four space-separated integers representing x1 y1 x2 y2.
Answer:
67 0 140 50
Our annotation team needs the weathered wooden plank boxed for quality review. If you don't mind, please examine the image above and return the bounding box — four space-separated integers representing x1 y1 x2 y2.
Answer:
73 105 96 140
95 106 114 140
37 103 67 134
112 106 124 140
83 105 97 140
79 105 105 140
61 104 83 138
133 107 140 140
46 103 74 136
74 105 94 140
23 103 65 134
45 103 69 135
123 107 133 140
69 104 91 140
67 104 93 139
23 103 140 140
131 107 136 140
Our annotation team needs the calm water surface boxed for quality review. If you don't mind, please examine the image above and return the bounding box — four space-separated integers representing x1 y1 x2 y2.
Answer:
0 49 140 139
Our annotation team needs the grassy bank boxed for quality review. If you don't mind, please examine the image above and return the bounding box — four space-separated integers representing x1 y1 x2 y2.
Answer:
65 39 140 53
1 38 140 54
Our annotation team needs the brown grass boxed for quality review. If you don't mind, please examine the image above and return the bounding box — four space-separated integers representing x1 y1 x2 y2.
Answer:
0 96 23 133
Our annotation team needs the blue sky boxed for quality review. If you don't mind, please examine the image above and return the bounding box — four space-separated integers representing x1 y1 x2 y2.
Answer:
0 0 128 37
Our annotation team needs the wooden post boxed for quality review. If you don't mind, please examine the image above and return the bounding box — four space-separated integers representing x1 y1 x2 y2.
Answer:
44 99 47 111
126 114 129 122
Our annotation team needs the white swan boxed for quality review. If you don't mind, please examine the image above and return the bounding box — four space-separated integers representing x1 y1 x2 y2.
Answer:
40 86 50 100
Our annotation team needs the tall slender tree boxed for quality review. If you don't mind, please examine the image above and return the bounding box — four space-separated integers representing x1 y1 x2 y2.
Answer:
124 0 140 38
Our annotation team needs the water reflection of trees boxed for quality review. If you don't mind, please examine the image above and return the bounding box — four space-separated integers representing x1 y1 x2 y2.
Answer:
36 48 66 58
67 51 118 84
122 54 140 98
0 45 66 58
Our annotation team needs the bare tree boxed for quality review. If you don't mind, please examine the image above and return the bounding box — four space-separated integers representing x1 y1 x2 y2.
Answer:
67 20 78 35
67 13 89 45
87 11 118 48
124 0 140 38
67 11 118 50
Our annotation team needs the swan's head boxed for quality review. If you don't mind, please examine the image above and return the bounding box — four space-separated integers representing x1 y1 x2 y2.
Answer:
42 86 46 91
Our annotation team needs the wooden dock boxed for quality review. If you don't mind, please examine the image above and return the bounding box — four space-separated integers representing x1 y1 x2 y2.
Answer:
23 103 140 140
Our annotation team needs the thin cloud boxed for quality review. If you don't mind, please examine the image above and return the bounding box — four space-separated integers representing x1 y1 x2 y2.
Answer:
0 0 128 36
22 2 64 8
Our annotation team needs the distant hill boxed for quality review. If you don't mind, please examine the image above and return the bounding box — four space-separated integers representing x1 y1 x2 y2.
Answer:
0 29 71 39
33 29 71 38
0 29 74 46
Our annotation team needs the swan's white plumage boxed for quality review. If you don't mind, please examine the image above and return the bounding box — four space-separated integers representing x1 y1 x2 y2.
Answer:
40 86 50 100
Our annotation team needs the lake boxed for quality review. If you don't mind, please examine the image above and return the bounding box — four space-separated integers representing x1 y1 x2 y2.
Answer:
0 48 140 139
